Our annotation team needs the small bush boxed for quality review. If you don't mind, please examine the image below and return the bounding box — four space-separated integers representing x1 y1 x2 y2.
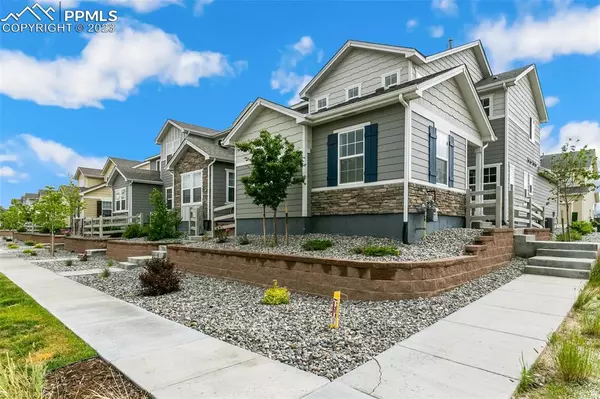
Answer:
571 220 594 235
590 259 600 287
582 312 600 336
262 280 290 305
573 287 599 311
22 249 32 254
555 231 582 242
107 259 114 267
554 333 595 382
214 227 229 243
352 245 400 257
29 251 37 257
33 243 44 249
5 237 13 242
23 241 35 246
65 259 73 267
99 268 110 278
139 257 181 296
302 239 333 251
123 223 142 239
16 227 26 233
0 354 46 399
147 189 181 241
7 244 18 249
237 233 251 245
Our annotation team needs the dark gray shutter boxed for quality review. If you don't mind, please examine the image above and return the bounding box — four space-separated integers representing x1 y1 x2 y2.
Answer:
364 123 378 183
96 200 102 217
327 134 338 187
428 126 437 184
448 136 455 188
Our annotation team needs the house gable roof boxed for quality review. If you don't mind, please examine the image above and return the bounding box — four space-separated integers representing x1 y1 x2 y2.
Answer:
73 167 103 180
166 134 234 170
154 118 223 144
299 40 492 99
79 182 107 195
106 164 162 186
100 157 142 177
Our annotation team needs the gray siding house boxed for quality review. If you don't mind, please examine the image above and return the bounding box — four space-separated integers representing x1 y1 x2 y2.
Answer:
224 40 501 242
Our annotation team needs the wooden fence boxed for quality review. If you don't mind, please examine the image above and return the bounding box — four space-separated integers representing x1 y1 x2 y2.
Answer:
508 191 545 228
213 203 235 230
466 186 503 228
73 214 143 237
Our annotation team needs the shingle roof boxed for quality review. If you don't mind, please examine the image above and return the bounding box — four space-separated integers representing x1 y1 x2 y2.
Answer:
22 193 38 200
109 157 142 168
118 167 162 183
186 135 234 162
77 167 103 178
475 65 531 88
169 119 220 135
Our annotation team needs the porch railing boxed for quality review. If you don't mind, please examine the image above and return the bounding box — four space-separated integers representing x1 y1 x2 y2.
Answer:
465 186 503 228
508 190 545 228
74 213 143 237
213 203 235 230
188 206 204 237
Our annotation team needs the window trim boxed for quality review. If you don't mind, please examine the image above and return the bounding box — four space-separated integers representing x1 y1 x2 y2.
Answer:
435 131 449 186
155 159 161 171
529 117 535 143
337 125 366 186
114 187 127 213
181 169 203 206
480 95 493 118
225 169 235 203
380 69 401 89
345 83 362 101
315 94 329 111
165 186 173 210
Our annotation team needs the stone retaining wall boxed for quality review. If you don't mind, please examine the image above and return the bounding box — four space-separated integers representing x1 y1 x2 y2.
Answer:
106 240 161 261
168 228 514 300
524 228 551 241
64 237 112 253
13 232 65 244
0 230 13 238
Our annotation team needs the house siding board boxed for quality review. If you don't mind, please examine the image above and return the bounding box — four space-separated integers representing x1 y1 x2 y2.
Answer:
507 118 540 205
509 76 540 138
491 90 505 117
310 103 405 189
212 161 233 218
415 78 479 139
131 183 161 217
453 135 467 189
411 111 433 182
467 117 506 168
160 125 185 161
309 48 410 113
420 48 484 82
236 164 303 219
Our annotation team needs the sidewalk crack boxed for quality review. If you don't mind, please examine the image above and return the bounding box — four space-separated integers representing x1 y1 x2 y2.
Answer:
369 356 383 395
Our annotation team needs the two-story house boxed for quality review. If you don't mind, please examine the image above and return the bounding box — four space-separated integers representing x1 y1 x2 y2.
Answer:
73 167 113 218
20 193 38 206
224 40 554 242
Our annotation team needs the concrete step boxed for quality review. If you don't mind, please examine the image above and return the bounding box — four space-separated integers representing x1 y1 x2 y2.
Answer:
127 255 153 266
527 256 595 271
152 250 167 259
537 248 598 259
534 241 600 252
158 245 167 251
118 261 140 270
525 265 590 279
187 236 204 242
85 249 107 257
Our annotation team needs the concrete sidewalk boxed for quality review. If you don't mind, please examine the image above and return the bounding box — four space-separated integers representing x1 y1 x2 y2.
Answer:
0 256 585 399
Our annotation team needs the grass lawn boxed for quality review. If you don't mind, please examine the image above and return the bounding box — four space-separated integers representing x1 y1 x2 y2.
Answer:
0 272 96 371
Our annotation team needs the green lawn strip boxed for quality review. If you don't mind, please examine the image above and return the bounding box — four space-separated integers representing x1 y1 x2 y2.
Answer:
0 273 96 371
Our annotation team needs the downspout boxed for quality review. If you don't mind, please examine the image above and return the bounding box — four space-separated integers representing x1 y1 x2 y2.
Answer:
503 82 509 224
399 93 411 244
207 158 216 232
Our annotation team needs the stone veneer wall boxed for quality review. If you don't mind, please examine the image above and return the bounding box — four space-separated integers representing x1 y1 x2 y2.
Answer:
173 149 211 220
64 237 112 253
168 228 514 300
407 183 466 216
106 240 161 261
13 233 65 244
524 228 551 241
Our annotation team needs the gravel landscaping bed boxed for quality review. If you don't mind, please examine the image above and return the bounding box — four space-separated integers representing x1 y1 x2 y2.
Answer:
581 232 600 243
35 255 114 273
186 228 483 262
70 257 525 380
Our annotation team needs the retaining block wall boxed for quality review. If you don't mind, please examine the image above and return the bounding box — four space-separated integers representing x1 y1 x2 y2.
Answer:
524 228 551 241
106 240 161 261
168 228 515 300
13 232 65 244
64 237 112 253
0 230 13 238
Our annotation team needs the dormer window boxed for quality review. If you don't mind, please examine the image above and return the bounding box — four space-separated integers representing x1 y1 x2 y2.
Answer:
345 84 361 101
480 96 492 117
381 70 400 89
315 95 329 111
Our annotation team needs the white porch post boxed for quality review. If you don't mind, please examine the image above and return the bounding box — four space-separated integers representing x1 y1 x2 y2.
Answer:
475 146 484 217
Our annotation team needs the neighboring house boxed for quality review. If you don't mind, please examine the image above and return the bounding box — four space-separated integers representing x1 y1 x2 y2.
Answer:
155 119 234 231
224 40 503 242
73 167 112 218
20 193 38 206
541 149 599 223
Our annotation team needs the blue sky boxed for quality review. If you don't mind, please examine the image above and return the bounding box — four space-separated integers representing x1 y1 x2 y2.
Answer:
0 0 599 207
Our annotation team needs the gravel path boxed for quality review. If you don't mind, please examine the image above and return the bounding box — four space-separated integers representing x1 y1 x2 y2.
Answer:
70 257 525 380
186 228 483 262
35 256 114 273
581 232 600 243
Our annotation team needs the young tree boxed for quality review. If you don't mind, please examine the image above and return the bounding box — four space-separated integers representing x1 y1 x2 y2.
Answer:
543 140 599 241
2 199 30 230
147 188 181 241
60 177 85 230
32 186 68 255
236 130 305 244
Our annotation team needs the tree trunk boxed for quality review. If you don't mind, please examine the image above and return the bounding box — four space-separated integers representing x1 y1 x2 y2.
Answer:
285 202 289 246
262 206 266 245
51 222 55 257
272 208 278 245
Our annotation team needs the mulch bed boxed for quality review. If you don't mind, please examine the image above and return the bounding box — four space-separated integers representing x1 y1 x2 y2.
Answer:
44 357 149 398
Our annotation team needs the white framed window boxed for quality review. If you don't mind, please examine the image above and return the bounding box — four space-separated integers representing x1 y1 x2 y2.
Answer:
523 171 533 197
181 170 202 205
436 131 449 185
480 95 493 117
315 95 329 111
226 169 235 203
155 160 161 171
509 164 515 192
529 117 535 142
165 187 173 209
101 201 112 217
338 127 365 184
345 84 361 101
114 187 127 212
381 70 400 89
164 137 181 158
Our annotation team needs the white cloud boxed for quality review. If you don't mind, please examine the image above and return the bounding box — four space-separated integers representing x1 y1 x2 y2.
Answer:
432 0 457 14
0 166 16 177
193 0 213 15
0 23 245 109
271 36 318 105
545 96 560 108
38 0 181 13
0 154 18 162
540 125 554 142
317 49 324 63
21 134 107 176
7 180 19 184
541 121 600 156
429 25 445 38
470 5 600 71
406 19 418 30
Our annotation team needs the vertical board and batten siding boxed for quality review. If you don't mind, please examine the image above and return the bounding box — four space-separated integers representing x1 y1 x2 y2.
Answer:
411 111 467 189
490 90 506 118
309 103 405 189
419 48 485 83
159 126 183 191
467 118 506 167
212 161 233 215
235 108 304 219
308 48 410 113
414 78 479 140
131 183 162 218
111 174 129 215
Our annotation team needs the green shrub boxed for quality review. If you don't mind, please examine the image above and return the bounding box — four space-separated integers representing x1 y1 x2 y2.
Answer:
65 259 73 267
573 287 599 311
99 268 110 278
571 221 594 235
554 333 595 382
107 259 114 267
16 227 26 233
555 231 582 242
590 259 600 287
29 251 37 257
237 233 251 245
33 244 44 249
23 241 35 246
516 352 536 394
22 249 32 254
214 226 229 243
147 189 181 241
7 244 18 249
123 223 142 239
262 280 290 305
0 354 46 399
302 239 333 251
582 312 600 336
139 257 181 296
352 245 400 257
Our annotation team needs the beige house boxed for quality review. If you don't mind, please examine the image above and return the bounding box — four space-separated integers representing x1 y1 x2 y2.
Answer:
73 167 113 218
